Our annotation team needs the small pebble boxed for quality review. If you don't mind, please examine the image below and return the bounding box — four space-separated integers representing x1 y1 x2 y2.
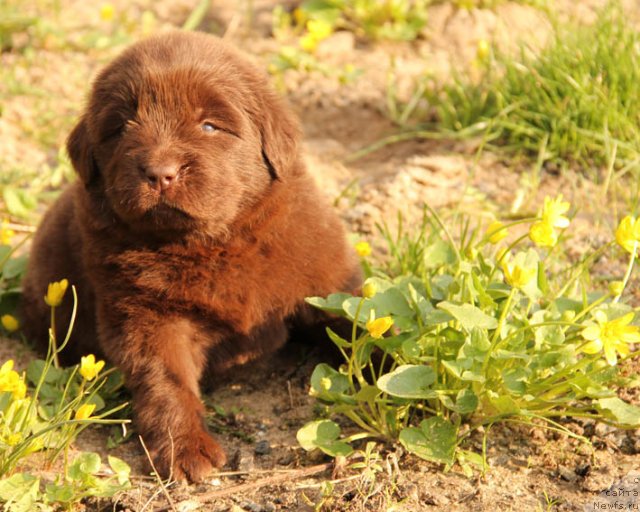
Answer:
277 452 294 466
254 440 271 455
241 501 261 512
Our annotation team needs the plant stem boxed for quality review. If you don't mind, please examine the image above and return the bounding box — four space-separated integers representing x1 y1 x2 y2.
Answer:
613 241 636 303
50 306 60 368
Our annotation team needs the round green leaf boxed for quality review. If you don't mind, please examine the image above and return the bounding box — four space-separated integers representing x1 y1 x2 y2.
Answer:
399 417 457 465
377 364 436 399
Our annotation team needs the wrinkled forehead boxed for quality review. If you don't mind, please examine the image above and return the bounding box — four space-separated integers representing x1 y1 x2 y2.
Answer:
88 37 255 134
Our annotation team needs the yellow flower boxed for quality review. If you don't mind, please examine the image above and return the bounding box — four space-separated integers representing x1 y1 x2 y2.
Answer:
5 433 21 446
0 219 15 246
366 315 393 339
615 215 640 254
501 260 536 289
44 279 69 307
609 281 625 296
529 221 558 248
486 221 507 244
307 19 332 40
75 403 96 420
1 314 19 333
79 354 105 381
300 33 318 52
581 311 640 366
541 194 570 229
320 377 332 391
293 7 305 25
354 241 371 258
99 3 115 22
362 279 377 299
0 360 26 400
476 39 490 61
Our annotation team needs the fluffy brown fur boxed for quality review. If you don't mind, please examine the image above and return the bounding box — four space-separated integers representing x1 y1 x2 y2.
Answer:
20 31 361 482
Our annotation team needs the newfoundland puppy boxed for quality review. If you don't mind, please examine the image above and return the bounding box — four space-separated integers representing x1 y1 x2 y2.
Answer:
21 31 361 481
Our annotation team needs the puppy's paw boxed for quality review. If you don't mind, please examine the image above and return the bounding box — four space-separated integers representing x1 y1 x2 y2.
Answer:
173 430 227 482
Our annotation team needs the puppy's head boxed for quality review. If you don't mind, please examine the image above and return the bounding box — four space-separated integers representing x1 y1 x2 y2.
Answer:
68 32 300 237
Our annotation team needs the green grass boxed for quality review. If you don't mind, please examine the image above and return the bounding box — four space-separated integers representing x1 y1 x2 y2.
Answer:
423 2 640 172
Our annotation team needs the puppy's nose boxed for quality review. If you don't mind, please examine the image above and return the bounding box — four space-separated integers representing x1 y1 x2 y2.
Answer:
144 164 179 191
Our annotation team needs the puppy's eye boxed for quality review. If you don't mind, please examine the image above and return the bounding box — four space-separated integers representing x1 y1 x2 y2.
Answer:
201 122 217 133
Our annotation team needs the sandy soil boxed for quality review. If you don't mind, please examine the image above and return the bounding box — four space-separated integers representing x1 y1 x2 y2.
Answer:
1 1 640 511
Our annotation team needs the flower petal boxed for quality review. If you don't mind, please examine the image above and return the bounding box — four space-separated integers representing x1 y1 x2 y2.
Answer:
581 339 603 354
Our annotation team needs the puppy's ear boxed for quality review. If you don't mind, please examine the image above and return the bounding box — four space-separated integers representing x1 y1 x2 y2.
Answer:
67 117 99 186
258 92 301 180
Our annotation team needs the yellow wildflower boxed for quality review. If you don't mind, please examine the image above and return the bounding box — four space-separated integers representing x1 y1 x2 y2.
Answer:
44 279 69 307
366 315 393 339
307 19 332 40
529 221 558 248
293 8 305 25
476 39 490 61
100 3 115 22
615 215 640 254
79 354 105 381
0 360 26 399
609 281 625 296
1 314 19 333
320 377 332 391
75 403 96 420
486 220 507 244
541 194 571 229
300 19 332 52
502 260 536 289
300 33 318 52
362 279 377 299
354 241 371 258
5 433 21 446
581 311 640 366
0 219 15 246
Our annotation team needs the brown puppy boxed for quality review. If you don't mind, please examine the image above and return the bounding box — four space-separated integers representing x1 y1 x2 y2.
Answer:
20 31 361 481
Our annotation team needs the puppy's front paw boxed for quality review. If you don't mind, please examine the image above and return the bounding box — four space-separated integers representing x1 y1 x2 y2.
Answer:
173 430 227 482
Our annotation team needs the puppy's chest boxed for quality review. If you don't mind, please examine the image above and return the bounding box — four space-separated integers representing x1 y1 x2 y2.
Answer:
109 241 299 329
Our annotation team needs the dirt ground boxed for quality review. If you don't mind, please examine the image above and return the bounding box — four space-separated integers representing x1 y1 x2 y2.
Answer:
2 1 640 510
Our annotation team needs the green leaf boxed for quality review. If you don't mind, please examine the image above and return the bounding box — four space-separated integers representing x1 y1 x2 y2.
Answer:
45 482 74 504
3 187 37 218
437 302 498 331
407 283 434 320
596 397 640 427
399 417 457 465
440 389 478 414
369 287 414 317
2 256 27 280
310 363 349 397
342 298 374 323
108 456 131 486
305 293 352 315
534 324 565 348
457 449 485 477
68 452 101 480
0 473 40 512
326 327 351 349
296 419 352 457
377 364 436 399
423 309 454 326
423 238 456 268
489 395 520 415
309 364 355 406
354 385 381 402
26 360 65 386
